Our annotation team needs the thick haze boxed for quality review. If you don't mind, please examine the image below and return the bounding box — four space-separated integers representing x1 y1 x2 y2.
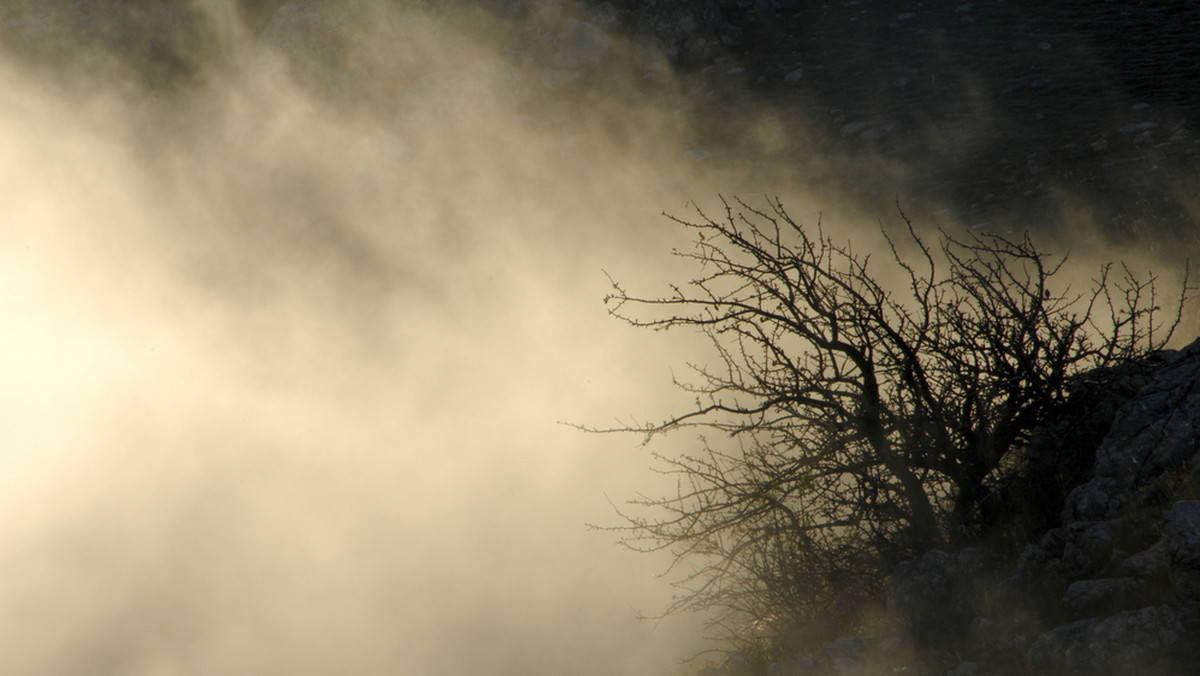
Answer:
0 1 1195 675
0 2 801 674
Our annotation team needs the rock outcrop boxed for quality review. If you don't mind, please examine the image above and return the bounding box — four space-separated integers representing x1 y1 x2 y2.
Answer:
754 338 1200 676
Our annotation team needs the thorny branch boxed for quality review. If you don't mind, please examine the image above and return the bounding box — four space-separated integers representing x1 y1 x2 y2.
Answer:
581 196 1192 651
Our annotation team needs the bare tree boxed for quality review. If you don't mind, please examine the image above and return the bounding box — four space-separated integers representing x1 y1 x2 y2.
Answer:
590 196 1190 649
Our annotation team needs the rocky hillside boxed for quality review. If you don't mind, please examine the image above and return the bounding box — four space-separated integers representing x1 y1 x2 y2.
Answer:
701 339 1200 676
573 0 1200 252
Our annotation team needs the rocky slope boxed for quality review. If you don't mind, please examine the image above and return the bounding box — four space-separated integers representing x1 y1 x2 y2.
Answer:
581 0 1200 251
706 339 1200 675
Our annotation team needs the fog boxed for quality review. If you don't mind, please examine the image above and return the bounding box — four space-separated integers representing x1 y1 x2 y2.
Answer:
0 2 1194 675
0 3 776 674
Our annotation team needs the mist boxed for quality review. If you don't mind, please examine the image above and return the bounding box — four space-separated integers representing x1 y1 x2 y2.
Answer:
1 1 1196 675
0 2 788 673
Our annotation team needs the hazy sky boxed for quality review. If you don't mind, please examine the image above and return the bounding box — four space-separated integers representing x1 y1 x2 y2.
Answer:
0 3 747 674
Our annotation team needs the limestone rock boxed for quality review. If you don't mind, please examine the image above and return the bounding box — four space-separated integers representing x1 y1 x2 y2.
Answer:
766 634 904 676
1064 342 1200 523
1121 538 1170 580
889 547 995 634
1163 500 1200 620
1061 577 1148 619
1026 604 1183 672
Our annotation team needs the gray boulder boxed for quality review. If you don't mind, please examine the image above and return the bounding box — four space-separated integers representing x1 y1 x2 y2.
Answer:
1002 521 1117 602
890 547 996 635
821 636 869 674
1061 577 1148 619
1064 342 1200 524
1026 604 1183 672
1121 537 1171 579
766 635 904 676
1163 500 1200 620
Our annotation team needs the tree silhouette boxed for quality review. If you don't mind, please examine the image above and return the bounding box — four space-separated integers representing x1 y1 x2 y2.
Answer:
591 196 1190 650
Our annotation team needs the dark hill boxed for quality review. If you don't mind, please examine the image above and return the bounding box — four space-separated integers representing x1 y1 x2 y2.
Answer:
574 0 1200 253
